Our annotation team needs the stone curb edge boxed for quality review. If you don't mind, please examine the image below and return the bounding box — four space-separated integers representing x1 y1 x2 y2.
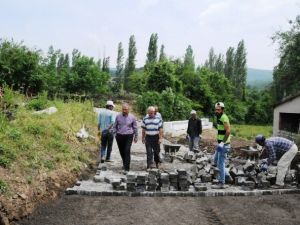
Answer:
65 188 300 197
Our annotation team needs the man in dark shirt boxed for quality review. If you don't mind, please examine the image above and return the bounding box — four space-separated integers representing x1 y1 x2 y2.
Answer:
187 110 202 153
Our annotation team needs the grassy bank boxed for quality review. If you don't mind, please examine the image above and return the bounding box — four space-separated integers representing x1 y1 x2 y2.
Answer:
0 90 98 195
231 124 272 140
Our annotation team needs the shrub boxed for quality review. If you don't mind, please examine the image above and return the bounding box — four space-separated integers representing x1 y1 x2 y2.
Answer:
0 179 8 193
26 91 49 110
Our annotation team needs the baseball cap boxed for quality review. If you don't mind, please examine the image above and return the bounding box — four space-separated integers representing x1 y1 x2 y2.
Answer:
106 100 115 107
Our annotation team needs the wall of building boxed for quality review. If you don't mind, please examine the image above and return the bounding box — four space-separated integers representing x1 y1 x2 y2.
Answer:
273 96 300 135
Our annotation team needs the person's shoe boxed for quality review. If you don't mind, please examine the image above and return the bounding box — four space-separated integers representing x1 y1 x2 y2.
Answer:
212 183 228 189
156 162 161 169
101 157 105 163
105 159 113 162
122 170 129 175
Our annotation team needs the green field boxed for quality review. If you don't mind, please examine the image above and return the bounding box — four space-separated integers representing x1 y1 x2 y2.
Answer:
231 124 273 140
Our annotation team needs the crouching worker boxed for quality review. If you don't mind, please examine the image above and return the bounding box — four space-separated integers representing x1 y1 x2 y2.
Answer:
255 135 299 188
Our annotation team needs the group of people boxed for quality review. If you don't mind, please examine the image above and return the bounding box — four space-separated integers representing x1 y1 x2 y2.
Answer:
98 101 163 174
98 100 299 188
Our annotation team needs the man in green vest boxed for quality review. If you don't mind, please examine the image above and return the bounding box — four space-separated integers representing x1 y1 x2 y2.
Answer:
212 102 231 189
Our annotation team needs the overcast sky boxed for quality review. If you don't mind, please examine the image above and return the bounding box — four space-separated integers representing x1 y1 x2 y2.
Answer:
1 0 299 70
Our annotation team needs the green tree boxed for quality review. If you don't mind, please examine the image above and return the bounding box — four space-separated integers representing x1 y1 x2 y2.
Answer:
224 47 235 81
147 61 175 92
0 39 44 94
272 15 300 101
204 47 217 71
215 53 225 73
146 33 158 65
233 40 247 100
115 42 124 92
159 44 167 62
124 35 137 91
183 45 195 71
102 56 110 73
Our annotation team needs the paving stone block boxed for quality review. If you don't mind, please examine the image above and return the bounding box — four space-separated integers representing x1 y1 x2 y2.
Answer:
235 176 247 185
202 174 212 183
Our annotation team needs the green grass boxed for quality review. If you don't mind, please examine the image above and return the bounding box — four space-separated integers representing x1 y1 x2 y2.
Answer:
231 124 272 140
0 90 97 176
0 178 8 194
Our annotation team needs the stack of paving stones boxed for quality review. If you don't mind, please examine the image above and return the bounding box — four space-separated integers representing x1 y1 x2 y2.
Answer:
160 173 170 192
126 172 137 192
136 173 147 192
177 169 189 191
169 172 178 191
147 169 159 191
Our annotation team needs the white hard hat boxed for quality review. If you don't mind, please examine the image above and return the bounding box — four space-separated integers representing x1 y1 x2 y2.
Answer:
215 102 224 108
106 100 115 107
190 110 197 114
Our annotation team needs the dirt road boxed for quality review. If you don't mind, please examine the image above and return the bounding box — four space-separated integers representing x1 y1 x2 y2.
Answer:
19 194 300 225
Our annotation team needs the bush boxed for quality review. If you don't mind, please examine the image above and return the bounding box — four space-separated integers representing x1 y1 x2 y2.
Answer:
26 91 49 110
135 89 192 121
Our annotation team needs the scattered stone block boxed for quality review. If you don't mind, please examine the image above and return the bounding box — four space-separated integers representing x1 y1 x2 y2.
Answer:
202 174 212 183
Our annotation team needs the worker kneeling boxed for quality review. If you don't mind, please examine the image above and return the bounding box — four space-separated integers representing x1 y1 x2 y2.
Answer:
255 135 299 188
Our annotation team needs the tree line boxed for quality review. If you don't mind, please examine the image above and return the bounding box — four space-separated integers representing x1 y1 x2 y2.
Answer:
0 15 298 123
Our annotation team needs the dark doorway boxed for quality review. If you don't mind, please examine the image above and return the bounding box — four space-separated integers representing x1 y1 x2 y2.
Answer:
279 113 300 133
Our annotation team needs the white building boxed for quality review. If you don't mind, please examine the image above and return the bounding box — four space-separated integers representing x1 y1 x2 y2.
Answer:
273 92 300 138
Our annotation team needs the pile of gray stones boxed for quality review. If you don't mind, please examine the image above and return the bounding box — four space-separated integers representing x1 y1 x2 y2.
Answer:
103 150 300 193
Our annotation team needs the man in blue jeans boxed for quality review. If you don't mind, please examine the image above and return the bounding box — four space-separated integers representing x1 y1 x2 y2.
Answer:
98 100 115 163
212 102 231 189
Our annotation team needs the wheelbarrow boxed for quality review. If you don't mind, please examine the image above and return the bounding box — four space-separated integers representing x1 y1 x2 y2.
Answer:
163 143 181 163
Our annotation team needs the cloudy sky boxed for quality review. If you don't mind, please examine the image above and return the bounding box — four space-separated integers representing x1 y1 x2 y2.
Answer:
1 0 299 70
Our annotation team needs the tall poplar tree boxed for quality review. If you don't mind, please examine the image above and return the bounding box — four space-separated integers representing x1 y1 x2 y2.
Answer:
224 47 235 81
183 45 195 71
159 44 167 62
124 35 137 91
146 33 158 65
116 42 124 89
233 40 247 100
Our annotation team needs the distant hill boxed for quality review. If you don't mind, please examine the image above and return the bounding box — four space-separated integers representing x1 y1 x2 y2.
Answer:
247 68 273 89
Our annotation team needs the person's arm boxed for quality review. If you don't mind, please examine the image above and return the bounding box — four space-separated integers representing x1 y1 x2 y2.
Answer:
198 119 202 135
158 119 163 144
112 115 118 135
133 116 138 143
187 119 190 135
108 113 115 130
141 118 146 144
266 144 276 165
222 121 230 143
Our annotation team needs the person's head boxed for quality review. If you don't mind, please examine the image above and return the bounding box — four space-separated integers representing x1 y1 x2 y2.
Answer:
154 106 159 114
122 103 129 116
190 110 197 119
255 134 266 147
106 100 115 110
148 106 155 118
215 102 225 117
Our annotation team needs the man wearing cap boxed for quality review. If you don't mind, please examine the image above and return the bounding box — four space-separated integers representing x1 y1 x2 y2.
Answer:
98 100 115 163
255 135 299 187
187 110 202 153
213 102 231 189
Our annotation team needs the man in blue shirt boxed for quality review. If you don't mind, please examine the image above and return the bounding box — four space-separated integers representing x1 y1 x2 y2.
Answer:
98 100 115 163
256 135 299 187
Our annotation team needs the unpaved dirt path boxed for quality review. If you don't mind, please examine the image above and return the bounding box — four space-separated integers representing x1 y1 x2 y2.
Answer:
19 194 300 225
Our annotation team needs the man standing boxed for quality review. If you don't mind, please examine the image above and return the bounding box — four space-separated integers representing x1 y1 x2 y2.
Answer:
142 106 163 169
255 135 299 187
113 103 138 174
98 100 115 163
213 102 231 189
187 110 202 153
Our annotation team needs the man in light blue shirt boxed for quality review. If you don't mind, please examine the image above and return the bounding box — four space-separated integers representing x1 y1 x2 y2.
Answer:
98 100 115 163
